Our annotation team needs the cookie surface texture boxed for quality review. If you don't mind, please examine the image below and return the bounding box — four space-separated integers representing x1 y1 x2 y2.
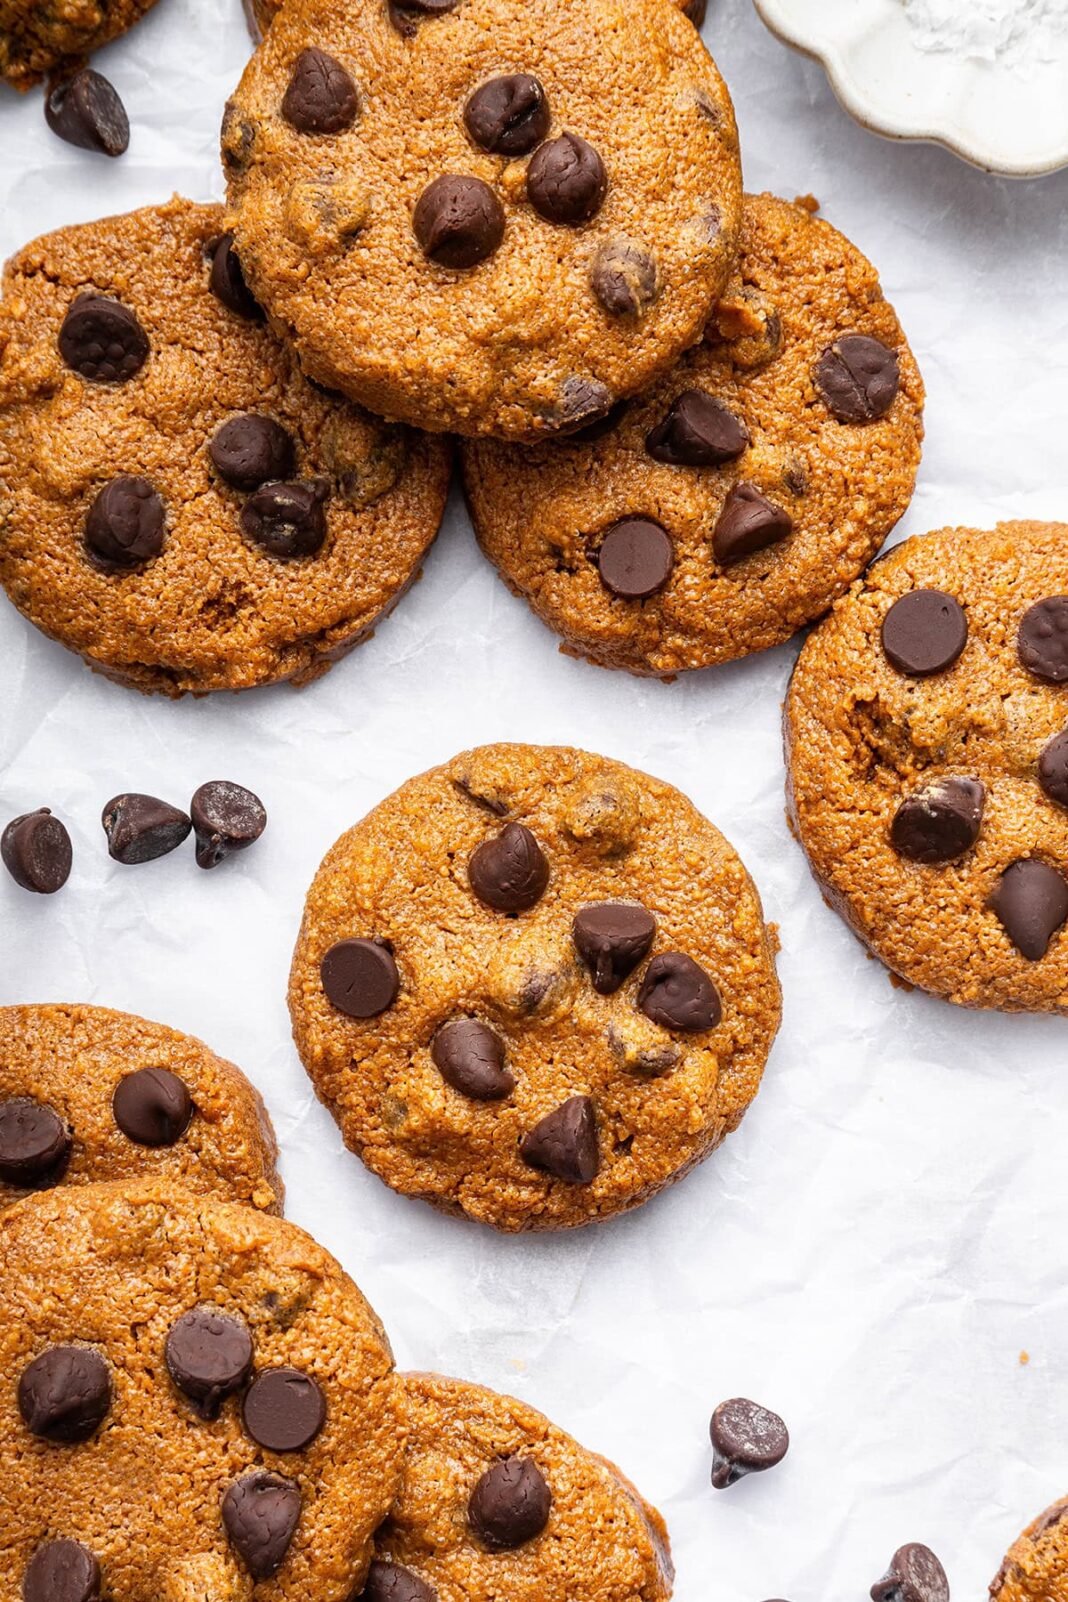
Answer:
990 1496 1068 1602
0 0 160 87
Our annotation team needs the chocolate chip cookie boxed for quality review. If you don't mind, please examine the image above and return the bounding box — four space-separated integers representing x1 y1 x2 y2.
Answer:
222 0 742 440
786 521 1068 1013
363 1372 673 1602
461 192 923 674
0 198 451 696
0 1179 401 1602
0 1003 281 1212
245 0 702 37
289 742 781 1231
0 0 159 89
991 1497 1068 1602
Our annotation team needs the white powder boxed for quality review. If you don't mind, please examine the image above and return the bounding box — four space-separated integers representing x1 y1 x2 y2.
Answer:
901 0 1068 66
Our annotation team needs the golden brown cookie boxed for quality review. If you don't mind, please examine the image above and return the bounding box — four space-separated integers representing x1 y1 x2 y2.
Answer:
222 0 742 440
786 521 1068 1013
0 1179 401 1602
990 1496 1068 1602
0 0 160 88
461 192 924 675
0 198 451 696
245 0 702 36
289 742 781 1232
360 1372 673 1602
0 1003 281 1213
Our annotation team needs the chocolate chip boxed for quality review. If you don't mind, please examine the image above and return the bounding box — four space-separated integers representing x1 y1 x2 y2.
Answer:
321 938 399 1017
468 822 549 912
573 903 656 994
85 476 165 569
890 777 985 864
590 240 657 318
0 1097 71 1186
282 48 359 134
1018 596 1068 684
190 780 267 869
816 335 900 423
45 68 129 156
241 481 328 559
22 1541 100 1602
59 295 148 384
18 1347 111 1442
870 1543 949 1602
413 175 505 268
520 1095 599 1184
990 859 1068 961
223 1472 302 1580
881 590 968 677
681 0 707 22
453 777 509 816
361 1559 438 1602
1039 731 1068 808
464 74 549 156
526 133 606 225
112 1067 193 1146
431 1019 515 1100
469 1456 552 1548
639 952 720 1031
210 415 295 491
713 483 792 566
101 793 191 865
165 1308 254 1419
646 390 749 467
207 233 264 321
709 1397 789 1488
555 376 615 431
567 400 627 443
596 517 674 600
243 1367 326 1451
2 809 72 893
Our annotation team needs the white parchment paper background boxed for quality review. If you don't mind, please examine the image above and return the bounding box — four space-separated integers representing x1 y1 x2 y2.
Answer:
3 1 1068 1595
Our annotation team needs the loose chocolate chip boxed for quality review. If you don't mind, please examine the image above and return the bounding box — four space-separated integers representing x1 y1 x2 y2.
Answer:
870 1543 949 1602
321 938 399 1017
890 777 985 864
22 1540 100 1602
223 1472 302 1580
681 0 707 23
646 390 749 467
165 1308 254 1419
596 517 674 600
210 415 295 492
413 175 505 268
573 903 657 994
709 1397 789 1489
113 1066 193 1146
469 1456 552 1549
816 334 900 423
85 476 165 569
990 859 1068 961
282 48 359 134
18 1347 111 1442
526 133 606 225
431 1019 515 1100
241 480 328 559
520 1095 599 1184
639 952 720 1032
590 240 658 318
465 74 549 156
1039 731 1068 808
881 590 968 677
45 68 129 156
0 1098 71 1187
1018 596 1068 684
243 1367 326 1451
101 793 191 865
59 295 148 384
1 809 72 894
713 482 793 566
207 233 264 321
190 780 267 869
361 1559 438 1602
468 822 549 913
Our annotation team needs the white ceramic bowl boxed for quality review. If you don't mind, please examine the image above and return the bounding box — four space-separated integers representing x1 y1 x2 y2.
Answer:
753 0 1068 177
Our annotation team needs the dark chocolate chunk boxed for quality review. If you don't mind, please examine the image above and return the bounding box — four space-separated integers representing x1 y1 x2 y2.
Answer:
468 1456 552 1549
190 781 267 869
431 1020 515 1100
646 390 748 467
464 75 549 156
709 1397 789 1489
572 903 656 994
321 939 400 1017
18 1347 112 1443
638 952 720 1031
890 777 985 864
243 1367 326 1452
881 590 968 677
2 809 72 894
520 1095 599 1184
526 133 606 225
101 794 191 865
468 823 549 912
282 48 359 134
816 335 900 423
45 68 129 156
990 859 1068 961
112 1067 193 1146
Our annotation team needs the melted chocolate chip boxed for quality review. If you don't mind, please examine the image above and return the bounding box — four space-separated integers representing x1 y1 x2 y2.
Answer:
526 133 606 225
520 1095 600 1184
207 233 264 321
431 1019 515 1100
596 517 674 599
241 480 328 558
112 1067 193 1146
45 68 128 156
816 335 900 423
465 74 549 156
590 240 658 318
243 1367 326 1452
1038 731 1068 808
165 1308 254 1418
645 390 749 467
282 48 359 134
468 823 549 912
18 1347 112 1443
190 780 267 869
22 1540 100 1602
712 483 792 566
211 415 295 491
101 793 191 865
413 175 505 268
1 809 72 894
223 1472 302 1580
388 0 459 31
361 1560 438 1602
469 1456 552 1549
890 777 985 864
321 938 400 1017
85 476 165 569
710 1397 789 1488
870 1543 949 1602
1018 596 1068 684
59 295 148 383
573 903 656 994
990 859 1068 961
881 590 968 677
638 952 720 1031
0 1097 72 1186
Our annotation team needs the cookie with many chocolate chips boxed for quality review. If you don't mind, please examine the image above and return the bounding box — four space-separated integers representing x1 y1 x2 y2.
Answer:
0 1003 281 1212
461 193 923 673
990 1496 1068 1602
222 0 741 440
0 0 159 88
0 198 451 696
289 743 781 1231
786 522 1068 1013
0 1179 401 1602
